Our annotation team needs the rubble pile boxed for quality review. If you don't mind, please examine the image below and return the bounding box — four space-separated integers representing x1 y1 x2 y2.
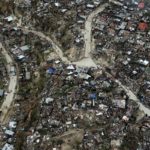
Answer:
0 1 150 150
14 60 148 150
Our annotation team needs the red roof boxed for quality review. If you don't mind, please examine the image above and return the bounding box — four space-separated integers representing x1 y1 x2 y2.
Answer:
138 2 145 9
138 22 148 31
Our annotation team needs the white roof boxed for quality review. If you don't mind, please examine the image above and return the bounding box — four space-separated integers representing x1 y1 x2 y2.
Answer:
55 60 60 64
99 104 108 110
143 60 149 65
45 97 54 104
18 55 25 60
139 59 149 66
127 51 132 55
122 116 129 121
113 99 126 109
5 130 14 136
87 4 95 8
78 73 91 80
20 45 30 51
67 72 73 75
2 143 14 150
5 16 14 22
67 65 75 70
55 2 61 7
9 121 17 129
66 121 72 125
133 70 137 74
61 9 67 13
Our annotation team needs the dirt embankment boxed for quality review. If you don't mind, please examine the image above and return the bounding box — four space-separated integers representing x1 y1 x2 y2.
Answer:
0 0 14 14
53 129 84 150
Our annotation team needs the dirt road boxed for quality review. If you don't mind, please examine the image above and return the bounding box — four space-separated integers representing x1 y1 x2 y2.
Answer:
0 43 17 124
22 28 70 64
74 3 108 68
84 3 108 58
19 2 150 115
83 2 150 115
116 80 150 115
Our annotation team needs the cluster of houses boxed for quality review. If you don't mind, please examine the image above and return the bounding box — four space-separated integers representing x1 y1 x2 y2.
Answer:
0 0 149 150
0 16 54 150
92 0 150 108
19 59 149 150
0 58 7 99
14 0 106 60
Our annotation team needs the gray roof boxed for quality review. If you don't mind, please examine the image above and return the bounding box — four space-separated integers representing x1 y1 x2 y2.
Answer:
0 89 4 96
2 143 14 150
20 45 30 51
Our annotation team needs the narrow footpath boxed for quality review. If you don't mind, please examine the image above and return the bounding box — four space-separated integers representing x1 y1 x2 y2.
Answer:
0 43 17 124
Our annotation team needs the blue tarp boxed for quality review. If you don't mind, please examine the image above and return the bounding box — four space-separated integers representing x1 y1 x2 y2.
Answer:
89 93 97 100
47 67 56 74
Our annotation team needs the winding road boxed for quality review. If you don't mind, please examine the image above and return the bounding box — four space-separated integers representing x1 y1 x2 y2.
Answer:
21 2 150 116
116 80 150 115
0 0 149 124
83 1 150 115
72 4 110 68
22 28 70 64
0 43 17 124
84 3 108 58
